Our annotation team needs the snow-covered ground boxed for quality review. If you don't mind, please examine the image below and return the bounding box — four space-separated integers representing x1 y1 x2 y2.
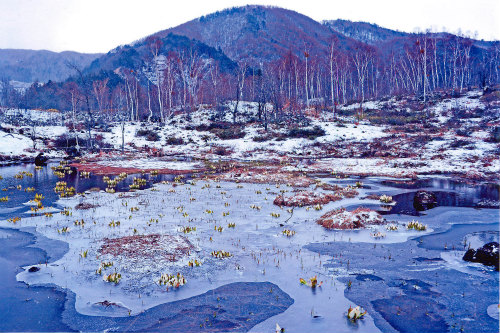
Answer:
95 158 202 170
1 108 63 123
0 89 498 180
0 131 33 155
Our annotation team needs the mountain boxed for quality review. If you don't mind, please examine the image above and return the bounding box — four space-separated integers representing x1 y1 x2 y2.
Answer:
4 6 497 86
323 18 497 64
152 5 358 65
323 19 408 45
85 33 237 75
324 19 497 52
0 49 101 83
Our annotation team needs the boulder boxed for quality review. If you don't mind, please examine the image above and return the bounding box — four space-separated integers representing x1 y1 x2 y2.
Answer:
475 199 500 209
463 242 499 271
66 146 81 158
413 191 437 211
317 207 386 230
28 266 40 272
34 153 48 166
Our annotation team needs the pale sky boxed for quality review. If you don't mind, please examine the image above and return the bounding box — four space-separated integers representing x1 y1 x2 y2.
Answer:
1 0 498 53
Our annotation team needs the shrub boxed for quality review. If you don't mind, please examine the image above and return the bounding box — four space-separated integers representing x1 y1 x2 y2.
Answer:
195 122 231 131
213 128 246 140
166 136 184 145
213 146 232 156
253 135 271 142
368 115 424 126
449 139 469 148
455 128 470 137
287 125 325 139
487 126 500 143
136 129 160 141
146 132 160 141
52 134 86 149
52 134 111 150
136 129 151 136
195 122 245 140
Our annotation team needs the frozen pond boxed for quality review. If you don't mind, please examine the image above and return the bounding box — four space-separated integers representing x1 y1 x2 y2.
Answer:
0 163 498 332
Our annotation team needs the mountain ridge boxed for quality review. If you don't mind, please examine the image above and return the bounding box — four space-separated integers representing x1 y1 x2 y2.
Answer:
1 5 497 85
0 49 102 83
151 5 359 65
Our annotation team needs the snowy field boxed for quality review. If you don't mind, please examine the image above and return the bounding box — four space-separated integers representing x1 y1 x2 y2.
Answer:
0 89 498 183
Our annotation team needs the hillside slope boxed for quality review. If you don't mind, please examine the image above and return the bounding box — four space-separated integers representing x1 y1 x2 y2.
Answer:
85 33 237 75
154 5 357 65
0 49 101 83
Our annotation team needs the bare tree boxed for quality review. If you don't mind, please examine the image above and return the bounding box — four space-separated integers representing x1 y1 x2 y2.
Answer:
209 60 220 111
162 52 176 119
146 36 165 122
232 61 248 123
176 49 204 113
112 84 128 153
352 45 374 118
92 78 109 119
328 37 338 118
63 81 80 150
65 62 94 150
304 46 310 108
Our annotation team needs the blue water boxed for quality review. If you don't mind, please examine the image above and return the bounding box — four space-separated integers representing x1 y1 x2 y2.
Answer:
0 227 73 332
0 162 180 221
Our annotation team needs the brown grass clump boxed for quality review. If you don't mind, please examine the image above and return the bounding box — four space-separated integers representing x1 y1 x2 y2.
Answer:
99 234 193 262
274 191 342 207
341 188 359 198
315 183 341 191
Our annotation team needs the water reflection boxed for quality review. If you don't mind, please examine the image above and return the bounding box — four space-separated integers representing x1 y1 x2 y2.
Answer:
0 162 185 220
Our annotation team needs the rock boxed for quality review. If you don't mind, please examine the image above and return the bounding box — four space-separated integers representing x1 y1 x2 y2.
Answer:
413 191 437 211
317 207 386 230
475 199 500 209
96 300 120 308
28 266 40 272
463 242 499 271
66 146 81 158
34 153 48 166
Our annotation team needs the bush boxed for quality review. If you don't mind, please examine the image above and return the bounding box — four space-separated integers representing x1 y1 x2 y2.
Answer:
136 129 160 142
368 115 424 126
196 122 246 140
52 134 83 149
253 135 271 142
213 146 231 156
485 126 500 143
136 129 151 136
52 134 111 150
195 122 231 131
165 136 184 145
450 108 477 120
287 125 325 139
413 135 430 145
455 128 470 137
449 139 470 148
213 128 246 140
146 132 160 141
